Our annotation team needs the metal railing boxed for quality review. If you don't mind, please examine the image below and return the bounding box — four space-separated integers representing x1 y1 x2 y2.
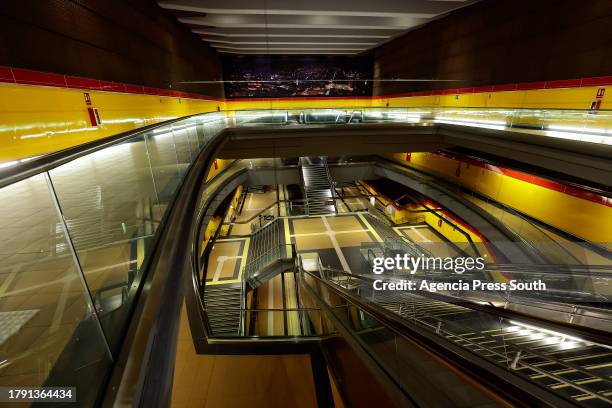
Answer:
315 266 612 406
230 106 612 145
301 266 581 407
202 307 332 337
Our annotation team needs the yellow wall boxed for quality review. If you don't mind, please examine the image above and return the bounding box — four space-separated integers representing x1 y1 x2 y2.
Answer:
379 86 608 110
360 180 487 250
0 82 224 161
200 215 222 257
225 85 607 111
220 185 243 236
206 158 234 182
388 152 612 244
0 77 608 163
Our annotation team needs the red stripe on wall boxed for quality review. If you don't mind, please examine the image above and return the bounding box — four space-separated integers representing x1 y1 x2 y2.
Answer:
491 84 518 92
432 151 612 208
99 80 126 93
0 65 223 101
0 65 609 103
0 67 14 82
12 68 66 87
471 86 494 93
581 76 612 87
65 76 101 90
545 79 582 89
124 84 145 94
517 82 546 90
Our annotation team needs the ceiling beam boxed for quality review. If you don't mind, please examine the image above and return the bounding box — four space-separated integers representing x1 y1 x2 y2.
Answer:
217 50 361 55
212 45 369 51
159 0 471 18
193 28 396 38
178 14 423 30
205 38 379 45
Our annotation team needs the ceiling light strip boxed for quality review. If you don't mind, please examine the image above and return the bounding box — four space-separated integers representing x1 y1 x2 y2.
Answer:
194 31 391 38
212 45 369 51
207 40 377 45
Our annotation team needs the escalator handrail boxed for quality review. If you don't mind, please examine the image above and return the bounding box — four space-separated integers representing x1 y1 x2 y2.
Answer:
321 267 612 346
301 269 578 408
4 105 610 190
101 121 228 408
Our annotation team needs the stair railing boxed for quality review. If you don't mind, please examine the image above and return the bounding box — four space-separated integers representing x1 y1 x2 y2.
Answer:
321 156 339 214
244 242 296 286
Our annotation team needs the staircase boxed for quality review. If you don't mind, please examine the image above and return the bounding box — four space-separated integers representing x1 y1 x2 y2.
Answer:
246 219 282 272
299 156 337 216
244 219 293 288
203 283 243 336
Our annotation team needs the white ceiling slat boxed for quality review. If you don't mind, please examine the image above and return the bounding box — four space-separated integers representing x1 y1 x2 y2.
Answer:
159 0 471 17
159 0 479 54
178 15 422 30
193 29 395 38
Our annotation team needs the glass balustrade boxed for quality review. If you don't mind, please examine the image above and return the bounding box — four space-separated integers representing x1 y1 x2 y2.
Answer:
0 113 227 403
229 106 612 145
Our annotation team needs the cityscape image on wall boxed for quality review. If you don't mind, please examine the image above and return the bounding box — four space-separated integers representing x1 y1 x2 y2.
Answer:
223 56 373 98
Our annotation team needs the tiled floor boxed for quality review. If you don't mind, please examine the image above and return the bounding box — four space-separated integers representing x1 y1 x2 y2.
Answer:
289 214 378 273
205 239 246 283
336 186 369 213
254 274 287 336
230 189 278 236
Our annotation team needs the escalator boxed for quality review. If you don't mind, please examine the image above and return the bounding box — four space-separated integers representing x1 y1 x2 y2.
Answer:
306 266 612 407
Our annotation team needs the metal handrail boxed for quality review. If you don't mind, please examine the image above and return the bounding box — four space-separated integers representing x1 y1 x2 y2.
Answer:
319 266 612 341
300 268 578 407
377 159 548 264
204 307 323 312
5 104 610 188
314 269 612 404
102 116 229 407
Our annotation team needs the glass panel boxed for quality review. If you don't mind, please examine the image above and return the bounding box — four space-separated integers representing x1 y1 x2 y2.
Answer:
48 135 159 351
304 109 348 124
0 174 111 405
186 120 201 160
171 123 193 177
234 110 287 125
145 127 181 207
194 117 208 146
